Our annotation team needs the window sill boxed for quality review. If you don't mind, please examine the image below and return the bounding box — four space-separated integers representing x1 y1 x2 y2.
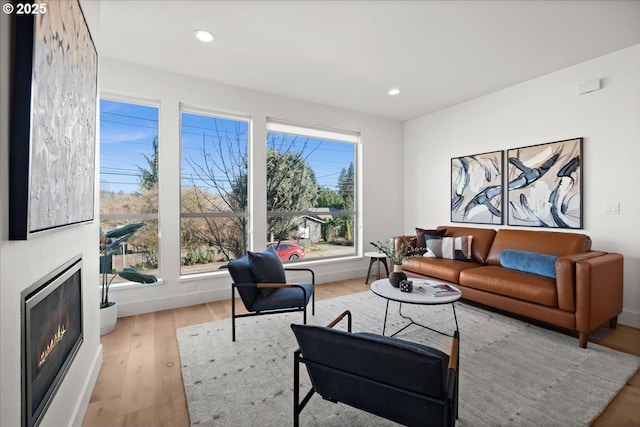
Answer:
178 255 363 282
108 277 165 291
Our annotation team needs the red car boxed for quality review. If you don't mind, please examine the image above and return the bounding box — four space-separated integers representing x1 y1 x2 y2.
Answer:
267 241 306 261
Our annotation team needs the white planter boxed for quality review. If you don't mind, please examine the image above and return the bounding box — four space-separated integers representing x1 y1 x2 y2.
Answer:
100 302 118 336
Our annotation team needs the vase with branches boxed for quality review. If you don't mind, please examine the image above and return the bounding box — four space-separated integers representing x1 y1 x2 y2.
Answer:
370 239 421 287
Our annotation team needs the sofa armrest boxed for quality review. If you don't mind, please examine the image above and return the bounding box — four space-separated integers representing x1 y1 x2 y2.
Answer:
575 253 623 336
556 251 606 311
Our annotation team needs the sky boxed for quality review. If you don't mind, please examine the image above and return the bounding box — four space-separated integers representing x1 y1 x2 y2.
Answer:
100 99 355 195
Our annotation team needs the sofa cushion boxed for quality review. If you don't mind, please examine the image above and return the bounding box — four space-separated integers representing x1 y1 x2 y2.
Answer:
499 249 558 279
459 265 558 307
425 235 473 261
486 229 591 266
415 228 446 253
402 257 482 283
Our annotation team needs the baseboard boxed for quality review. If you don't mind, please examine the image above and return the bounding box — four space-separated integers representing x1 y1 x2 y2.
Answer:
70 344 103 427
619 309 640 329
116 287 231 317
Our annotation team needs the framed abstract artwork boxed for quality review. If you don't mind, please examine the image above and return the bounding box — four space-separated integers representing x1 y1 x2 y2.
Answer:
506 138 583 229
9 0 98 239
451 150 504 225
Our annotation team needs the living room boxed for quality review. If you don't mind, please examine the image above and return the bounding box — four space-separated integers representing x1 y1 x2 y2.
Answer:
1 1 639 426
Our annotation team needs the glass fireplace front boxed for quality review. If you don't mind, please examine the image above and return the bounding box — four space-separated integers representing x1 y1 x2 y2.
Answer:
22 255 83 427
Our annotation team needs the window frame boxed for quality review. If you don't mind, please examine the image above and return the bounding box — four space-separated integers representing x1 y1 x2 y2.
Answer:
99 94 162 284
265 118 361 262
179 104 252 276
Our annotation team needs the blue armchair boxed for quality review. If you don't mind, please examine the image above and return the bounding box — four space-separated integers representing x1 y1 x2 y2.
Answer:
227 247 315 341
292 311 459 426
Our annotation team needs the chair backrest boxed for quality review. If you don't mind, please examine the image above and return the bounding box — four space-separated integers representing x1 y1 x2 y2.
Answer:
227 256 260 308
292 324 450 426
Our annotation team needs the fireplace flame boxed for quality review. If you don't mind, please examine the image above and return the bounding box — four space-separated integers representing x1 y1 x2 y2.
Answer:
37 322 67 368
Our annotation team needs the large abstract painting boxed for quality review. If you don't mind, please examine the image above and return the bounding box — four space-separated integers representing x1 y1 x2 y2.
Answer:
9 0 97 239
451 150 503 225
507 138 583 229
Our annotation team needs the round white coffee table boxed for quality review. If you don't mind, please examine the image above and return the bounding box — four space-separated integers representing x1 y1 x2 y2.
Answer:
370 278 461 337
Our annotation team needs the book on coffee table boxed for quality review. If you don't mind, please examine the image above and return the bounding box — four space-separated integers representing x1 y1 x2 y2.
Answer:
416 283 460 297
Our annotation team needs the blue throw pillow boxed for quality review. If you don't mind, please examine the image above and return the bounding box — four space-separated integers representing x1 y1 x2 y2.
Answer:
499 249 558 279
248 247 286 297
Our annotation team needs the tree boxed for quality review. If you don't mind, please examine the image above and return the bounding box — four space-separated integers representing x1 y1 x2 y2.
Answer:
338 162 354 202
138 136 158 190
335 162 355 242
316 187 344 209
183 122 248 261
182 124 319 261
266 132 318 241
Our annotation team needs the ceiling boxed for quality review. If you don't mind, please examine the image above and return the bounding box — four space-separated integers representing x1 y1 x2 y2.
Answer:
98 1 640 121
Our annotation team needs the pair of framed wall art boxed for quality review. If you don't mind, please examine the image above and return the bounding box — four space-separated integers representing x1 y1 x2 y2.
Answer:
450 138 583 229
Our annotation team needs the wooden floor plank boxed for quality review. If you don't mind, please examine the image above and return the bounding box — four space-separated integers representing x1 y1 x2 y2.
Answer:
83 277 640 427
100 315 134 358
591 324 640 357
83 395 124 427
153 334 189 427
120 406 156 427
89 353 128 402
172 304 212 329
118 313 156 416
205 300 231 321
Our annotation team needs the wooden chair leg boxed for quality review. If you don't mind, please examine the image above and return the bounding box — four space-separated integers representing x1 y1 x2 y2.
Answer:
381 257 389 277
365 257 375 283
610 316 618 328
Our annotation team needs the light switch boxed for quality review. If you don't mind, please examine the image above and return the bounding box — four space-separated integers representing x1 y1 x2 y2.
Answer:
603 202 620 215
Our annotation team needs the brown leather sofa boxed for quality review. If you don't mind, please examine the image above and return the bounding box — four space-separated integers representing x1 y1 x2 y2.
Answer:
394 226 624 348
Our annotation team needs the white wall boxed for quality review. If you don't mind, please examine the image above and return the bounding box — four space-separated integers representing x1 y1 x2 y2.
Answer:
100 58 404 316
404 44 640 327
0 2 102 426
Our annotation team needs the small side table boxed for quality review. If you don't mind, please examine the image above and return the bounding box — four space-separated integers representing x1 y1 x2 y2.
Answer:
364 252 389 284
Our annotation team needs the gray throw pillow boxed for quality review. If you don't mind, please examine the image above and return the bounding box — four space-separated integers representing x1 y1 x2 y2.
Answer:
415 227 446 251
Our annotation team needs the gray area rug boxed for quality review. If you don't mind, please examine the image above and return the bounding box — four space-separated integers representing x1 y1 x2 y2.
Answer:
177 291 640 426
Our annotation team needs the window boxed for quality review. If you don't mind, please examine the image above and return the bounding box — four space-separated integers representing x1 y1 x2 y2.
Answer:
266 120 359 262
100 98 159 283
180 107 250 275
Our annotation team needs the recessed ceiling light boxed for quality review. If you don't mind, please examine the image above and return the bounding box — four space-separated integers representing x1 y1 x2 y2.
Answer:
194 29 215 43
388 88 401 96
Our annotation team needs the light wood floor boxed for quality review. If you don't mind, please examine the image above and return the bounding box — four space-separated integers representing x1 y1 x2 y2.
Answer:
83 278 640 427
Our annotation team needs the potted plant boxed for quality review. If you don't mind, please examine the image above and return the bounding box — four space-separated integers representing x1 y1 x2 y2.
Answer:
370 238 420 287
100 222 157 335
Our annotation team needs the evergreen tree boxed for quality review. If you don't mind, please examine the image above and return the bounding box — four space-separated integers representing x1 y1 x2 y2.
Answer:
138 136 158 190
316 187 344 209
